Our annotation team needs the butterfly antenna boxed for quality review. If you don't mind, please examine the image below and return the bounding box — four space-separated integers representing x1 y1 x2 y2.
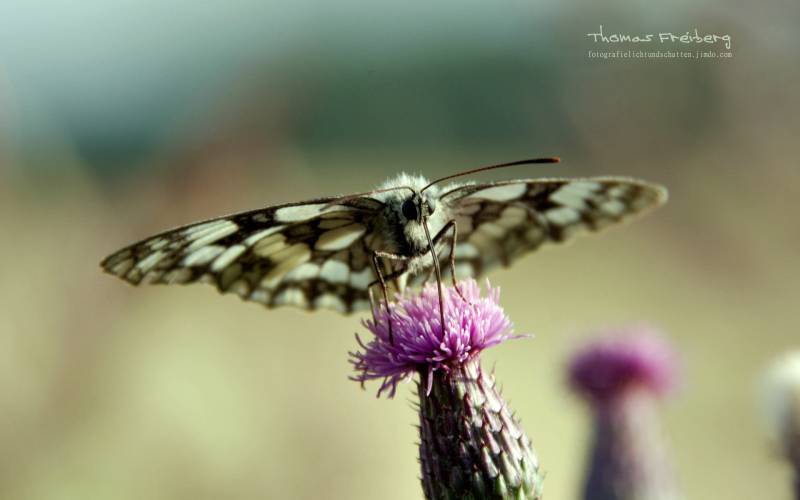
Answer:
322 185 417 210
420 157 560 193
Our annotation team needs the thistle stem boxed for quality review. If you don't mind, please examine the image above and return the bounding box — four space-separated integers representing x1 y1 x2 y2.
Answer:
417 359 543 500
795 472 799 500
583 391 680 500
792 441 800 500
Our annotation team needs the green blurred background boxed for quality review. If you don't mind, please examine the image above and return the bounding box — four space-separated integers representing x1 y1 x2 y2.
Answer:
1 1 798 498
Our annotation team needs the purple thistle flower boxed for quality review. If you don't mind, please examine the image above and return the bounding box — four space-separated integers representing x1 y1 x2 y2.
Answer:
568 328 682 500
350 279 543 499
568 328 677 406
350 278 522 398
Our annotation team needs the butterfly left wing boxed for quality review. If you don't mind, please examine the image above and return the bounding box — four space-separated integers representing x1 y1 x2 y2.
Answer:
101 196 385 313
430 177 667 280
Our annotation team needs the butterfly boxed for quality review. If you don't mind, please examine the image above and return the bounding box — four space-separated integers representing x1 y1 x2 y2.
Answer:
101 157 667 338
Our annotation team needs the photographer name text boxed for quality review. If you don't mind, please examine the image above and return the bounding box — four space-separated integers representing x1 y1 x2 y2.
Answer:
587 25 732 50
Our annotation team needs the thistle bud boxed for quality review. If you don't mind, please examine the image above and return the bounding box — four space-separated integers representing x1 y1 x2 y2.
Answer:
568 329 682 500
762 351 800 499
351 279 543 499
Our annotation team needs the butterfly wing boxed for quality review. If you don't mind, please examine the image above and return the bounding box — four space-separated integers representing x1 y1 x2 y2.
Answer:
433 177 667 279
101 196 385 313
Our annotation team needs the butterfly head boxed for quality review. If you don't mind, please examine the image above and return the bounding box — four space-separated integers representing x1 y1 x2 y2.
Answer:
401 192 436 223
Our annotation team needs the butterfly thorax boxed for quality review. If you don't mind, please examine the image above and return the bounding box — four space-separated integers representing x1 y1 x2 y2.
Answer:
374 174 453 273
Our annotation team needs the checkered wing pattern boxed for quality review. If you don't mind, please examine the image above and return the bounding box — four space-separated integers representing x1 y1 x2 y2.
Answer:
428 177 667 281
101 197 385 313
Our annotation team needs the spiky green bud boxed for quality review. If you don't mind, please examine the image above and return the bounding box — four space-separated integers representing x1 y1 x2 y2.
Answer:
418 359 543 500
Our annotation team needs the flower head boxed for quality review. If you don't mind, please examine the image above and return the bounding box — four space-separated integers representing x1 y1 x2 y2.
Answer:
350 279 520 397
568 327 678 406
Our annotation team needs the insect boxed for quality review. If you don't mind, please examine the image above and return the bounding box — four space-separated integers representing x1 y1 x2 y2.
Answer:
101 158 667 341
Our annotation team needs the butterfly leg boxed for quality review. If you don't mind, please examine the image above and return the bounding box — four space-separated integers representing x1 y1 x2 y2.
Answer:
368 286 379 325
371 251 410 345
421 219 450 339
429 220 472 306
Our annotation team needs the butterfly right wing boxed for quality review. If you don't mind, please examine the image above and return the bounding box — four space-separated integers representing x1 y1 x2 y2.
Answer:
101 196 385 313
434 177 667 280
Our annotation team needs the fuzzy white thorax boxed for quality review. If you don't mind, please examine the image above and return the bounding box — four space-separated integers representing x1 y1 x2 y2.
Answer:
372 173 458 274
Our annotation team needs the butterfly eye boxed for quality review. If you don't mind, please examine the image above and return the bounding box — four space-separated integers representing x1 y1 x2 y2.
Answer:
402 198 419 220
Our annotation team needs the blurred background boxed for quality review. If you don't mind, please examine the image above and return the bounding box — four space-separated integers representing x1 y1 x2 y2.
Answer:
1 0 798 498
